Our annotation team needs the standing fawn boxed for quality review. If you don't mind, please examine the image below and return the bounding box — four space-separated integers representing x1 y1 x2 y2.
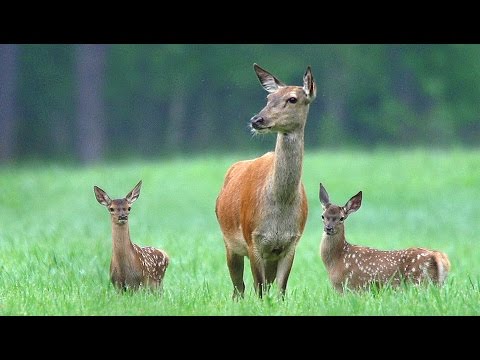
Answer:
94 180 169 291
319 183 450 292
215 63 316 299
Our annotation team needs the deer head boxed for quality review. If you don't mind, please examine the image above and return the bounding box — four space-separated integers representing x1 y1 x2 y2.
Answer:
250 63 316 134
94 180 142 225
319 183 362 236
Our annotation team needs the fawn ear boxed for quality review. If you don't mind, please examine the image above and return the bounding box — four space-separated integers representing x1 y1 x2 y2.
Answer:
344 191 362 215
126 180 142 204
253 63 286 93
319 183 330 209
303 66 316 103
94 186 112 206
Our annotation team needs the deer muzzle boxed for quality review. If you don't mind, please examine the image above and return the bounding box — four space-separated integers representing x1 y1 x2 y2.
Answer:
250 115 267 130
324 225 335 235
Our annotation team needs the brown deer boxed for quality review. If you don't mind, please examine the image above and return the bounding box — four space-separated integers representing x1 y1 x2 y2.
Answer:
94 180 169 291
319 183 451 292
215 63 316 299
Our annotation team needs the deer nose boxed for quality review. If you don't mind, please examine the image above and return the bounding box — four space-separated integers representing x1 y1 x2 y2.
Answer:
118 215 128 221
250 115 265 128
325 225 334 233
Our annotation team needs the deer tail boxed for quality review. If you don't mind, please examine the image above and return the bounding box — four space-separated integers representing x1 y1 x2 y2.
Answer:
433 251 451 284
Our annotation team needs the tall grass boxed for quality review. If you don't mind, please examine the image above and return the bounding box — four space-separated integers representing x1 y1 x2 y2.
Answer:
0 148 479 315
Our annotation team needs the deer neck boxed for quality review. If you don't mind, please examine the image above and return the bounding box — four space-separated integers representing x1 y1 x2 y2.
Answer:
111 223 135 261
271 129 304 203
321 227 349 270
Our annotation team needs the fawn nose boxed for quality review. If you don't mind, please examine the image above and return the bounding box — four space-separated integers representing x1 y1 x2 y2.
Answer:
325 225 334 233
118 215 128 221
250 115 265 129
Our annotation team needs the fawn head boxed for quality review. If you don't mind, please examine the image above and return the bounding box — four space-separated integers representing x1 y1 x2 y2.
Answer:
250 63 316 135
319 183 362 235
94 180 142 225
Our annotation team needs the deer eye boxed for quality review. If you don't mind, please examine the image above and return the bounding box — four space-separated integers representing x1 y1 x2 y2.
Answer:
109 208 114 212
340 217 345 221
321 215 324 220
128 207 131 211
288 97 297 104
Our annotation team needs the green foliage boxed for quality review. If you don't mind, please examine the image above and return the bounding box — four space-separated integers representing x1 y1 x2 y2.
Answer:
0 148 479 315
6 44 480 162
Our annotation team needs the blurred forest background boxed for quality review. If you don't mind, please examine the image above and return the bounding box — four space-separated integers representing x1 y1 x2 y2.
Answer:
0 44 479 164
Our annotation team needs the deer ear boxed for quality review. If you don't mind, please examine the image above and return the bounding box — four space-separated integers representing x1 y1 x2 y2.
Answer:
319 183 330 209
344 191 362 215
253 63 286 93
94 186 112 206
126 180 142 204
303 66 316 103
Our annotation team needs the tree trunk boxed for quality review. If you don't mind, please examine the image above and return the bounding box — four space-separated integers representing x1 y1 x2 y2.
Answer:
0 45 19 163
75 44 107 163
321 62 348 146
387 45 427 144
193 82 216 151
165 82 186 153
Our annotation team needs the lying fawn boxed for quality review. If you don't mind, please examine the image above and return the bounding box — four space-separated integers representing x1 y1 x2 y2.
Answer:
94 180 169 291
319 183 450 292
216 63 316 299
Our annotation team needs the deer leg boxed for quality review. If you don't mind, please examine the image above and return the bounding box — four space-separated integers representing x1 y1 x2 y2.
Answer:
226 249 245 300
265 260 278 292
275 250 295 298
248 247 266 298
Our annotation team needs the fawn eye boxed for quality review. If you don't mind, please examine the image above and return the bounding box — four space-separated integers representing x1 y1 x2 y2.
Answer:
109 207 114 212
128 207 131 211
340 217 345 221
321 215 324 220
288 97 297 104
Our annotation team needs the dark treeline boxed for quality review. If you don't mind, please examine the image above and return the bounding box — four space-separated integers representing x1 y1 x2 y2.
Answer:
1 44 479 163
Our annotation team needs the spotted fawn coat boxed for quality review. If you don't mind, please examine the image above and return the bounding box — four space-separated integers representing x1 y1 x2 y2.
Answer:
94 180 169 291
319 183 450 292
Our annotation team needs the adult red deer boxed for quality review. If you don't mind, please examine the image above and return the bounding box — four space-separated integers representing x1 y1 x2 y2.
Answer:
215 63 316 298
319 183 451 292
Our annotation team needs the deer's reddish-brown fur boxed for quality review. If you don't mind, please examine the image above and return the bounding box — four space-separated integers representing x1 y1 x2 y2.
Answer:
94 180 169 291
215 64 316 298
319 183 450 292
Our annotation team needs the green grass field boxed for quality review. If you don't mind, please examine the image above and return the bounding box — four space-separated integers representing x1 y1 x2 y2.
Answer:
0 148 479 315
